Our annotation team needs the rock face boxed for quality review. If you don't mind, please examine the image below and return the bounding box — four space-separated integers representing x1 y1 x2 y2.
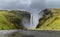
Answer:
36 8 60 30
0 10 31 30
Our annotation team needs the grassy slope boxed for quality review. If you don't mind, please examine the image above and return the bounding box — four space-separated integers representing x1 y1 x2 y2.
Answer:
36 9 60 30
0 11 17 30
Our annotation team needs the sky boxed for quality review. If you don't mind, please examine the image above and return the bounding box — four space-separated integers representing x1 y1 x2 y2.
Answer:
0 0 60 28
46 0 60 8
0 0 60 12
0 0 45 12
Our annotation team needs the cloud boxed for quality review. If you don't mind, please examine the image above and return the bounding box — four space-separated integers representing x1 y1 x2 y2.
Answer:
0 0 60 12
0 0 46 12
29 0 45 11
0 0 32 10
46 0 60 8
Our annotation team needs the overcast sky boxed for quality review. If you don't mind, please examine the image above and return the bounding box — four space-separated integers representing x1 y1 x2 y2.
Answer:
46 0 60 8
0 0 45 12
0 0 60 12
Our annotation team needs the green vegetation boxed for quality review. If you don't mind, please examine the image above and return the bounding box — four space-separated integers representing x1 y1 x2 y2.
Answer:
0 10 23 30
36 9 60 30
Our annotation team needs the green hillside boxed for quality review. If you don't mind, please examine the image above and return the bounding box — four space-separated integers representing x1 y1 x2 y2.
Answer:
0 10 23 30
36 9 60 30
